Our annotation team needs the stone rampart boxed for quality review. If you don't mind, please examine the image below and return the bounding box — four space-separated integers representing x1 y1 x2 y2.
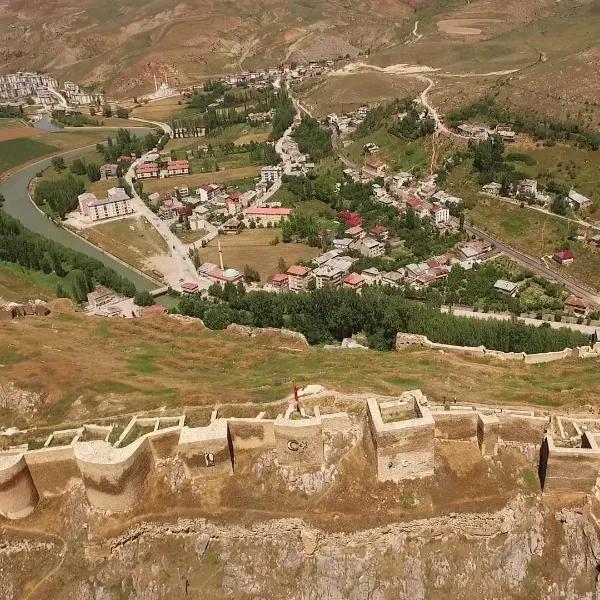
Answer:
431 409 478 441
539 433 600 494
477 413 499 457
178 420 233 479
0 453 39 519
368 391 435 481
396 332 600 364
24 446 81 497
497 413 549 445
274 408 325 468
74 437 154 512
228 416 276 451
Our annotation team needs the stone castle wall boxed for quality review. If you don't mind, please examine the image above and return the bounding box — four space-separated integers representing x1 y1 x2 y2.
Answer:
0 453 39 519
396 332 600 364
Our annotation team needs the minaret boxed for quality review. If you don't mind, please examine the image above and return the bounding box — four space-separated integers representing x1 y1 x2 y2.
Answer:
218 239 224 270
153 73 158 93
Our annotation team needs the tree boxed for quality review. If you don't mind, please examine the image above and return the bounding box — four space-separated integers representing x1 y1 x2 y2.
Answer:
116 106 129 119
551 195 568 216
134 290 155 306
243 264 260 282
51 156 66 172
277 257 287 273
102 104 112 118
85 163 101 182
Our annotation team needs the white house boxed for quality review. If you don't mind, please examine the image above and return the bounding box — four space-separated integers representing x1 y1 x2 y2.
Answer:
568 189 591 210
359 237 385 258
260 165 283 183
78 188 133 222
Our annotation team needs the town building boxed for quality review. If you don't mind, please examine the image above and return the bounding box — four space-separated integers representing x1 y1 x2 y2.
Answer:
222 217 243 234
563 295 590 317
260 165 283 183
78 188 133 222
553 250 575 265
313 265 346 288
86 286 116 310
345 225 365 240
0 72 58 102
361 157 390 180
381 271 404 288
361 267 381 286
333 238 353 251
494 279 519 297
342 273 365 294
370 225 389 241
482 182 502 196
135 162 159 179
99 164 118 180
359 237 385 258
196 184 221 203
181 282 199 294
198 263 244 286
457 123 489 140
167 160 190 176
270 273 289 290
568 189 591 210
287 265 312 291
244 206 292 226
459 240 493 261
517 179 538 197
429 204 450 225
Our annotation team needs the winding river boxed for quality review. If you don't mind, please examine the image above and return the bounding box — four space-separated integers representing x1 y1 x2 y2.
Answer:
0 132 159 293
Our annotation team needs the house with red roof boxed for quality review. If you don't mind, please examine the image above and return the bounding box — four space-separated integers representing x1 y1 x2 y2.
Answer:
135 162 159 178
167 160 190 176
244 206 292 225
270 273 289 290
336 210 363 228
181 282 199 294
370 225 389 241
343 272 365 294
345 225 366 240
286 265 312 291
563 295 590 317
553 250 575 265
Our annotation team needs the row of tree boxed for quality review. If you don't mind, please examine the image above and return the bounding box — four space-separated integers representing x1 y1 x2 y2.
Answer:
176 285 589 353
98 129 162 164
0 209 136 301
33 174 85 218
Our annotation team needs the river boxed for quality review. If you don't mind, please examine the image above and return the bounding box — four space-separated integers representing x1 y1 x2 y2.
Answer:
0 130 162 295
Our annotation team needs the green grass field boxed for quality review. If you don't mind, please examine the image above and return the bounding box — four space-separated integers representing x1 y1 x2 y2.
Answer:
0 137 59 173
0 261 62 302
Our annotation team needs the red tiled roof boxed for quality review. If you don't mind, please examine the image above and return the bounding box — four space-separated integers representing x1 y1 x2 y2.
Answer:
245 207 292 216
554 250 575 261
564 295 589 309
343 273 364 286
370 225 388 235
181 282 199 291
167 160 189 170
272 273 289 283
135 162 159 173
287 265 309 277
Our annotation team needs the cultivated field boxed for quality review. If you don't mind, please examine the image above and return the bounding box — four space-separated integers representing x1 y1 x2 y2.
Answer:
79 216 169 277
131 96 187 121
200 228 320 280
0 138 59 173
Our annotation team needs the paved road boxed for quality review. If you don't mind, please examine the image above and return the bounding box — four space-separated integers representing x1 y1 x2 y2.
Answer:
467 224 600 306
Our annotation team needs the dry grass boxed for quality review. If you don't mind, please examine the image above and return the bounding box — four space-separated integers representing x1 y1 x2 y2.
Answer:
200 228 320 280
140 166 261 193
0 124 45 142
1 310 598 430
79 216 168 276
298 72 426 117
131 96 187 121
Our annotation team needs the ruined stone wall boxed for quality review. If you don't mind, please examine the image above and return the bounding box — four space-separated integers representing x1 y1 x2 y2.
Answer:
228 419 276 451
24 446 81 497
0 453 39 519
478 413 499 457
432 411 478 441
373 423 435 481
178 422 233 479
147 428 181 461
497 414 549 445
395 332 599 364
74 438 154 513
539 437 600 493
274 419 324 468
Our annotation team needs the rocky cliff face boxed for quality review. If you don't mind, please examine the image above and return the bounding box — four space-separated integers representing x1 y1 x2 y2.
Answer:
2 491 600 599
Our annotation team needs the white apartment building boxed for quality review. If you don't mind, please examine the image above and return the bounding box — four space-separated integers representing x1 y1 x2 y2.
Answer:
0 72 58 101
78 188 133 222
260 165 283 183
359 237 385 258
313 265 345 288
429 204 450 225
